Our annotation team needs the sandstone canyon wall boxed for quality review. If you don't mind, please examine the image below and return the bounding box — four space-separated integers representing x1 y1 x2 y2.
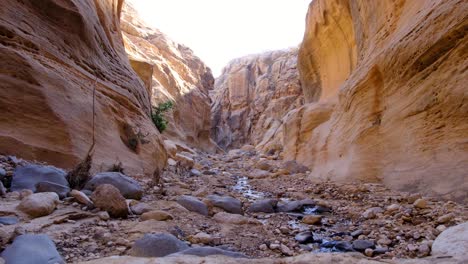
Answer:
211 49 304 150
0 0 167 174
121 3 216 152
292 0 467 202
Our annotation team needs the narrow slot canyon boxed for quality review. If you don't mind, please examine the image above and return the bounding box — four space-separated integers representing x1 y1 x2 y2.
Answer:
0 0 467 263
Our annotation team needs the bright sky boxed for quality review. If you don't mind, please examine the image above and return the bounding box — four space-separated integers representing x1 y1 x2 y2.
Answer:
130 0 311 77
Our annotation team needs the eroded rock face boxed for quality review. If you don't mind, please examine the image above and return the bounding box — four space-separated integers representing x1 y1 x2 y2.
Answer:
121 3 216 152
211 49 303 150
0 0 167 175
293 0 468 202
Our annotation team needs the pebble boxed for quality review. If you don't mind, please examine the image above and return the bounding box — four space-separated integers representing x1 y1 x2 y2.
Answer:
365 248 374 257
97 211 110 221
362 207 383 219
437 213 453 224
280 244 293 256
141 211 173 221
259 244 268 251
302 215 322 225
386 204 400 212
413 198 428 209
269 243 280 250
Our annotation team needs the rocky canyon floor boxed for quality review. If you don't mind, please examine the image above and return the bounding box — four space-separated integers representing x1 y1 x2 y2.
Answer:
0 148 467 263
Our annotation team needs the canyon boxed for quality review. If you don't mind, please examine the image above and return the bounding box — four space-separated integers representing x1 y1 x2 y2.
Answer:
0 0 467 263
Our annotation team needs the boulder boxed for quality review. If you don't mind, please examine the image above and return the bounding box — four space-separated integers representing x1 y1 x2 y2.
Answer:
177 195 208 216
175 154 195 169
248 199 278 213
432 222 468 257
141 211 173 221
35 181 70 199
206 195 242 214
84 172 143 200
276 199 315 213
0 234 64 264
130 233 189 257
91 184 128 218
170 247 247 258
17 192 59 218
11 165 68 192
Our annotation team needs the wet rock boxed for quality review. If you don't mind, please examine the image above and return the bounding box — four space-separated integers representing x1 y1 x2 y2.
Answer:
413 198 428 209
11 164 68 192
18 192 59 218
84 172 143 200
352 240 375 251
177 195 208 216
130 202 152 215
295 231 315 244
432 222 468 257
213 212 259 225
283 160 309 174
0 216 18 225
362 207 383 219
276 199 315 213
335 241 354 252
35 181 70 199
141 211 173 221
69 190 93 206
190 169 202 177
248 199 278 213
302 215 322 225
206 195 242 214
0 234 64 264
171 246 247 258
91 184 128 218
130 233 189 257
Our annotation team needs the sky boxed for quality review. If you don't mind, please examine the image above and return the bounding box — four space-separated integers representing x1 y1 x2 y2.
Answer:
130 0 311 77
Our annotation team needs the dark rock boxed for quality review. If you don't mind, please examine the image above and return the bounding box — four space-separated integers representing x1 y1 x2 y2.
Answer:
203 170 216 175
276 199 315 213
374 247 389 255
283 161 309 174
84 172 143 200
0 216 19 225
351 230 363 237
331 232 351 238
294 231 317 244
0 181 6 197
248 199 278 213
35 181 70 199
90 184 128 218
321 241 336 248
352 240 375 251
206 195 242 214
0 234 64 264
177 195 208 216
170 247 247 258
11 164 68 192
335 241 355 252
313 205 332 214
130 233 189 257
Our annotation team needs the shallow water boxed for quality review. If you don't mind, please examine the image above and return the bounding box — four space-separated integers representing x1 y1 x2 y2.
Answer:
232 176 266 200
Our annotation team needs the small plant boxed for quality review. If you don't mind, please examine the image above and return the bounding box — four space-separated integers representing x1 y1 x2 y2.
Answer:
151 101 174 133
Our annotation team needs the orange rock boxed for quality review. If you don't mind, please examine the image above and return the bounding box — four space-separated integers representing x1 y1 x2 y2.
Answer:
91 184 128 218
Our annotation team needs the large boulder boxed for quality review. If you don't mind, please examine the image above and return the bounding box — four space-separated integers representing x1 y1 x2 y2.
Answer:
432 222 468 257
91 184 128 218
248 199 278 213
17 192 59 218
206 195 242 214
35 181 70 199
130 233 189 257
0 234 64 264
170 247 247 258
11 165 68 192
177 195 209 216
84 172 143 200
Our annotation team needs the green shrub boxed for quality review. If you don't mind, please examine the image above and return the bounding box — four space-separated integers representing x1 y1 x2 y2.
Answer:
151 101 174 133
